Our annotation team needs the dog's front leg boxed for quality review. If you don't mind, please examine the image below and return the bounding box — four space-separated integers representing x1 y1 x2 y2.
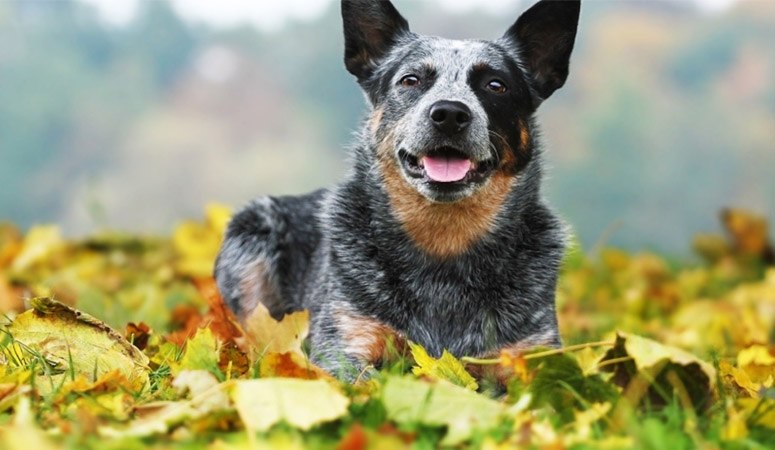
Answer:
308 302 405 382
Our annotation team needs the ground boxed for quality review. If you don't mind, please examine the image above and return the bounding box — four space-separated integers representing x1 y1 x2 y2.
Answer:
0 205 773 449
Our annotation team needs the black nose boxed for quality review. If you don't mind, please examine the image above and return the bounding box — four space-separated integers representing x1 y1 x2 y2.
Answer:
429 100 472 136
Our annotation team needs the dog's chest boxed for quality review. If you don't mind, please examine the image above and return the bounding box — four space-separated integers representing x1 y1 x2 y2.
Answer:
376 262 517 357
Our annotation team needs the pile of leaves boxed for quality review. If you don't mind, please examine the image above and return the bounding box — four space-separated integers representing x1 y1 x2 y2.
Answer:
0 206 773 449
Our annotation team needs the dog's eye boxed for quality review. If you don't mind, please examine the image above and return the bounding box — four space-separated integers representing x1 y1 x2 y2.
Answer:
399 75 420 87
486 79 507 94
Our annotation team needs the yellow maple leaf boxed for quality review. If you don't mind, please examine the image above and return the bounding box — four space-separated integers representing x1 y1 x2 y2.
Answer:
173 203 232 278
727 345 775 397
242 303 309 356
410 342 478 390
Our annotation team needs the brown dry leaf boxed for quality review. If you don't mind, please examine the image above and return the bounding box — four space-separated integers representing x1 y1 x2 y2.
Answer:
243 303 309 356
125 322 152 351
218 340 250 378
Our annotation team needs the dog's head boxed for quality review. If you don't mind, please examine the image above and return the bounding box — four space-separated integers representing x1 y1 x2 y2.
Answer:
343 0 580 203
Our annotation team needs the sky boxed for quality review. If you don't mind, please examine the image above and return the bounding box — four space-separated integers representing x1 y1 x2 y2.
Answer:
80 0 741 30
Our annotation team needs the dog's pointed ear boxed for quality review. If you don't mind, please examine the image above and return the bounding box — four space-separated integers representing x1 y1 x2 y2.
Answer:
342 0 410 82
503 0 580 102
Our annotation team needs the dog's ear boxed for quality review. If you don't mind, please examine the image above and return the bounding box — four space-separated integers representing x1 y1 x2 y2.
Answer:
503 0 580 102
341 0 410 82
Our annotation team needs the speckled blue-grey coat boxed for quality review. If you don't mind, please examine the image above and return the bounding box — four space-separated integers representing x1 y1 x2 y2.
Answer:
215 0 581 381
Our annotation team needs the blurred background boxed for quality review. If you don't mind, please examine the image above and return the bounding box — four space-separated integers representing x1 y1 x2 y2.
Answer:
0 0 773 255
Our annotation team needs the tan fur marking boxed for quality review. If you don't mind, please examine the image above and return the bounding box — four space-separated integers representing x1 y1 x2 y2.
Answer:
519 119 531 151
238 260 282 319
337 309 405 365
369 107 384 136
377 138 516 258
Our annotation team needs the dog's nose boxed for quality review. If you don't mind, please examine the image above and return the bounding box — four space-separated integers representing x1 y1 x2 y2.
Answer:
429 100 472 136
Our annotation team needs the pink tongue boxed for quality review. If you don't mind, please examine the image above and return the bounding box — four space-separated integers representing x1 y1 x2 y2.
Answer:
421 155 472 182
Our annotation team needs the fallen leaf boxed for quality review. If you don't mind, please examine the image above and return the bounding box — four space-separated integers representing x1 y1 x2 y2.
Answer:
259 352 327 379
167 304 205 346
499 350 531 383
242 303 309 356
6 297 150 393
231 378 349 432
125 322 152 351
173 370 230 415
410 342 478 390
0 384 30 413
100 370 230 438
177 327 221 377
600 332 716 410
337 423 368 450
219 340 250 378
526 353 618 425
722 345 775 397
0 397 58 450
193 277 244 344
173 204 231 278
382 376 504 445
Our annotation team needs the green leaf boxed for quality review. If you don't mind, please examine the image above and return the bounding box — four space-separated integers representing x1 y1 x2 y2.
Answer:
600 332 716 410
382 376 503 445
527 353 619 425
231 378 350 432
410 342 478 390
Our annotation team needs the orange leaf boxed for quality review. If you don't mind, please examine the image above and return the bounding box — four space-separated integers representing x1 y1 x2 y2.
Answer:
167 305 205 346
337 423 368 450
193 277 244 344
500 349 532 383
259 352 328 380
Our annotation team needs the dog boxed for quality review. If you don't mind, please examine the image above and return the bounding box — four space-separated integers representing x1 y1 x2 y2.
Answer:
215 0 580 381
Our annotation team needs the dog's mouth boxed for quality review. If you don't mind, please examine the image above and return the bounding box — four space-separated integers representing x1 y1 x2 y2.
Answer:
398 147 495 184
